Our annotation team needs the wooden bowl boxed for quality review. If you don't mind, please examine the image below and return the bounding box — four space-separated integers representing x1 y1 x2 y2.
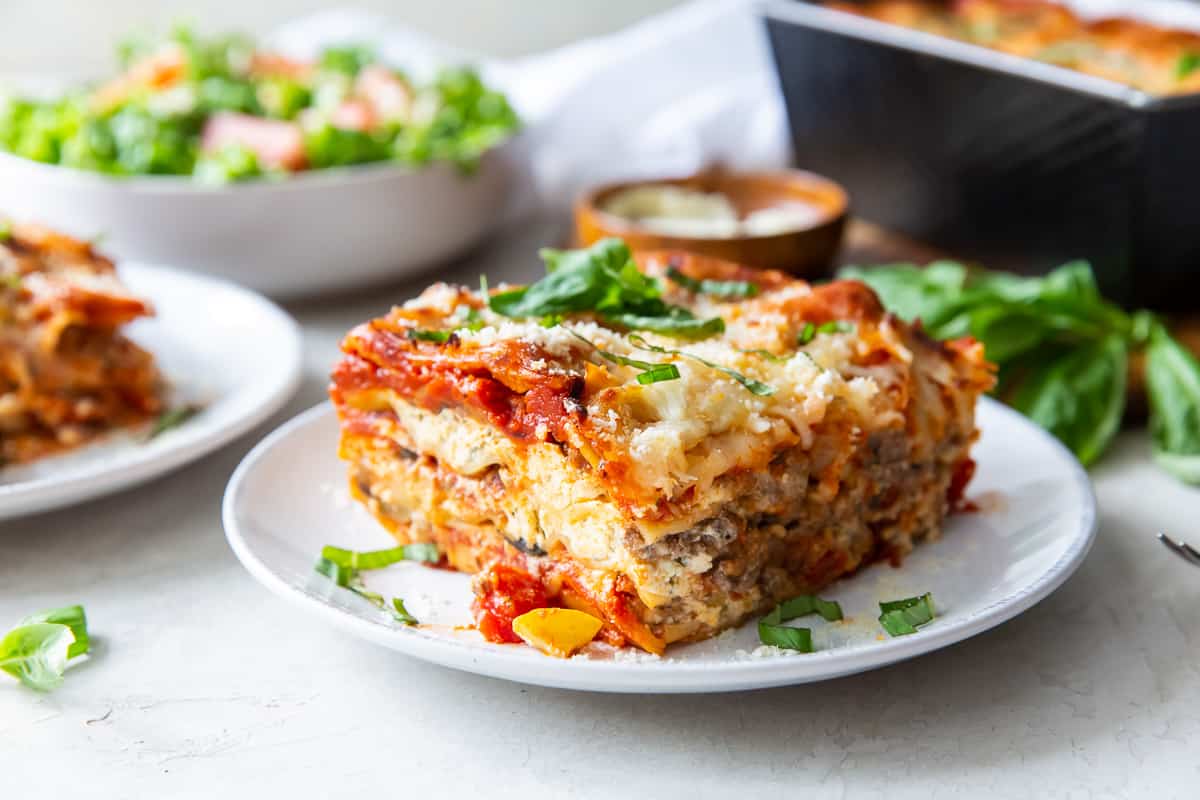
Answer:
575 169 849 277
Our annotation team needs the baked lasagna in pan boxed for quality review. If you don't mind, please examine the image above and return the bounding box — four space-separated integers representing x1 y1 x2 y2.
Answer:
330 241 994 653
0 222 162 465
828 1 1200 95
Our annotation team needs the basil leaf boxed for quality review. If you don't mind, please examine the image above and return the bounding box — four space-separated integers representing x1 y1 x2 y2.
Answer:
19 605 89 659
148 404 202 440
878 593 935 637
0 623 75 691
407 329 453 343
601 312 725 339
1007 335 1126 466
757 620 813 652
1178 52 1200 79
1145 323 1200 483
636 364 682 385
314 556 355 587
778 594 843 623
391 598 419 625
666 267 758 298
321 543 440 569
797 322 816 345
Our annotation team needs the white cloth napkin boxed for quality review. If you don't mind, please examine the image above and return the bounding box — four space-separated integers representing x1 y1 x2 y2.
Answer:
270 0 1200 217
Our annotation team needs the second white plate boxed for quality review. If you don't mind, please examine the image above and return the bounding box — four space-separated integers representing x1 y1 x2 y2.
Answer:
0 262 303 520
223 398 1096 693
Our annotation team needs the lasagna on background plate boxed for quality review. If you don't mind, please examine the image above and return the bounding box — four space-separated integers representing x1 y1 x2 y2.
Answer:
330 241 994 654
0 222 162 466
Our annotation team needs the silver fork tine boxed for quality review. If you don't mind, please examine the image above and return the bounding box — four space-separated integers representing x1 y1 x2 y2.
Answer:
1158 533 1200 567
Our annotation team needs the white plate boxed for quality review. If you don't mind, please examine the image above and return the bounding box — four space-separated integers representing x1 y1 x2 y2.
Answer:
0 141 519 299
223 398 1096 693
0 263 302 520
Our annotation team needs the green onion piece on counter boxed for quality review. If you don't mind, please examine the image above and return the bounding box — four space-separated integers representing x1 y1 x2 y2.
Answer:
0 605 91 691
666 266 759 298
407 329 453 343
19 605 89 659
628 333 775 396
878 593 935 637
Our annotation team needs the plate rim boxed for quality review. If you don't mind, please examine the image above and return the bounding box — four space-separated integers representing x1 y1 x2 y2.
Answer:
223 398 1097 693
0 262 304 519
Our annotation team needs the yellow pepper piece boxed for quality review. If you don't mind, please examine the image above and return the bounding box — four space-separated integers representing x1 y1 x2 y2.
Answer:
511 608 604 658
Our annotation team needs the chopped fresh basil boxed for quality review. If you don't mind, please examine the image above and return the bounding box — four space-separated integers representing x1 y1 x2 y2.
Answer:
454 306 485 332
778 594 843 623
737 348 790 363
314 547 429 626
321 543 439 569
757 618 813 652
797 322 816 345
756 593 842 651
0 605 91 691
1178 52 1200 79
636 364 682 385
147 404 202 440
567 330 681 386
628 333 775 396
488 239 724 340
391 598 419 625
817 321 854 335
0 220 10 241
877 593 935 636
666 266 759 298
407 329 453 343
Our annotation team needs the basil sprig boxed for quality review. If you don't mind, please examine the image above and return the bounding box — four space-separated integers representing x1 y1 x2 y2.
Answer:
842 260 1200 482
315 543 440 625
757 594 844 651
488 239 725 340
878 593 935 637
1 605 90 691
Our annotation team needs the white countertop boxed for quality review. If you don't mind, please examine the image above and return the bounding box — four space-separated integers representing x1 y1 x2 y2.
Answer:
2 220 1199 799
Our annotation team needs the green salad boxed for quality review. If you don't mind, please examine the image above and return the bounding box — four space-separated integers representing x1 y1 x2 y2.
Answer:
0 28 520 182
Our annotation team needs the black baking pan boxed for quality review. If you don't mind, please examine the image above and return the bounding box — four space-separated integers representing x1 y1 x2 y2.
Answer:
763 0 1200 310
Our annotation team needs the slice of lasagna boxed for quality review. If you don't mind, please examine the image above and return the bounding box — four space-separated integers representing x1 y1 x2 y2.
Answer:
0 222 162 465
330 241 994 654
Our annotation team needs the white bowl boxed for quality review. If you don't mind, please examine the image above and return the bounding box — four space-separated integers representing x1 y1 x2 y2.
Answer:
0 142 518 298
